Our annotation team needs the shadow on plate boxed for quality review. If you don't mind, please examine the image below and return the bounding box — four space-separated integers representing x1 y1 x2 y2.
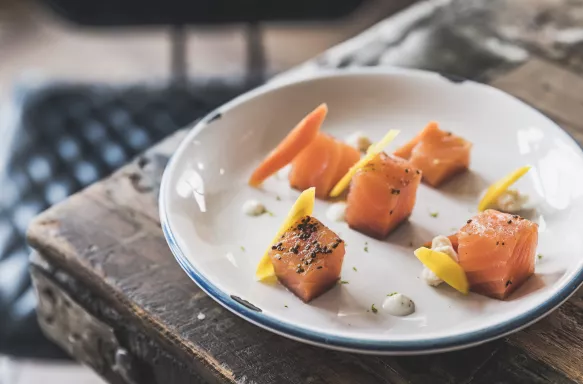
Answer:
384 220 435 250
507 272 557 301
439 171 489 200
513 207 538 221
311 284 386 325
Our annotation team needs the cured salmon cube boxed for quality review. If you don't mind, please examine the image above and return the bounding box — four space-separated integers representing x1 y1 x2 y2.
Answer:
289 133 360 199
457 210 538 300
345 153 422 239
268 216 345 302
395 122 472 187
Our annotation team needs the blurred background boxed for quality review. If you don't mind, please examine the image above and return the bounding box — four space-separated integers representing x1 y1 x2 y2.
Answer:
0 0 416 382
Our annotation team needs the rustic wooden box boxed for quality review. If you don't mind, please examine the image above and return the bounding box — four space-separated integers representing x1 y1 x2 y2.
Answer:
27 1 583 382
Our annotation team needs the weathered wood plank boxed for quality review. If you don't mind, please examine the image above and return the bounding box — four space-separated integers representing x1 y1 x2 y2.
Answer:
490 58 583 142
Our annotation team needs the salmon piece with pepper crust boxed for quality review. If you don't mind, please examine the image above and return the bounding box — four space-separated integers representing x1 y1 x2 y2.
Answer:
457 209 538 300
345 153 422 239
268 216 345 302
394 122 472 187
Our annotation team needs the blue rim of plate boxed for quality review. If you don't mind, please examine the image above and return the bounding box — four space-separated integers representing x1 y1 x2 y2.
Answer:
159 67 583 354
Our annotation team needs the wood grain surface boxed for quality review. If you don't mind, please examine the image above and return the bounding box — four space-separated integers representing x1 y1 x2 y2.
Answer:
27 0 583 383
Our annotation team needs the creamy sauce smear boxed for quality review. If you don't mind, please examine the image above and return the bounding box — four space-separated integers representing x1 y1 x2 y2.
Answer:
494 189 528 213
382 293 415 316
421 235 458 287
242 200 266 216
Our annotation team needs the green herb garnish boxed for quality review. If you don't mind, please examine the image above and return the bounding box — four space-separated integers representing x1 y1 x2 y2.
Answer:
537 254 543 259
430 211 439 218
387 292 397 296
284 305 288 308
364 242 369 253
339 280 349 285
240 246 245 252
267 211 275 217
276 196 281 201
371 304 378 314
353 267 357 272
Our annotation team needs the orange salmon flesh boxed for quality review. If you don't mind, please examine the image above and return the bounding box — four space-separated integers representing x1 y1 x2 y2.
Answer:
394 122 472 187
268 216 345 302
289 132 360 199
457 209 538 300
345 153 422 239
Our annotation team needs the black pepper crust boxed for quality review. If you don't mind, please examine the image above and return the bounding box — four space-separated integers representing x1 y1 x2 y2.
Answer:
270 216 344 274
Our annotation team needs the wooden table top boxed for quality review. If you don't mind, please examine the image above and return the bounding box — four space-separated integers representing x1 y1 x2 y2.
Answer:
27 1 583 383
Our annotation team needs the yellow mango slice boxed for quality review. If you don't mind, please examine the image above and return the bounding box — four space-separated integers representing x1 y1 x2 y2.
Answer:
414 247 469 294
478 166 531 212
255 187 316 281
329 129 400 197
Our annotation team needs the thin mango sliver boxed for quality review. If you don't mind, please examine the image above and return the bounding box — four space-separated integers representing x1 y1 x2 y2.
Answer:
255 187 316 281
478 166 531 212
329 129 400 197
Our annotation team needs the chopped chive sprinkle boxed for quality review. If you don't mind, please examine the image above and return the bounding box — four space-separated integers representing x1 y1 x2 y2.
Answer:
276 196 281 201
371 304 378 314
353 266 358 272
364 242 369 253
240 246 245 252
284 305 288 308
430 211 439 218
339 280 349 285
537 254 543 259
387 292 397 296
267 211 275 217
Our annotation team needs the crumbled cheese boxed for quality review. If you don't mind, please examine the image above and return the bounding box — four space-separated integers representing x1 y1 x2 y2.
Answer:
382 293 415 316
493 189 528 213
242 200 266 216
345 131 372 153
422 235 458 287
197 312 206 320
421 268 443 286
326 202 347 222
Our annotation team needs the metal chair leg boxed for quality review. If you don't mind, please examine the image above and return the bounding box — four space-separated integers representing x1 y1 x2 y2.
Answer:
170 25 188 85
245 22 265 87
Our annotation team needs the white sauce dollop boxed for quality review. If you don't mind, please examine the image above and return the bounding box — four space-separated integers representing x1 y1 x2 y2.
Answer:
326 202 347 222
382 293 415 316
494 189 528 213
421 235 459 287
345 131 372 153
242 200 266 216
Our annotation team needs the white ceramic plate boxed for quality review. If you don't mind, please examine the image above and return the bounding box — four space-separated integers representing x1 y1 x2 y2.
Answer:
160 68 583 355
